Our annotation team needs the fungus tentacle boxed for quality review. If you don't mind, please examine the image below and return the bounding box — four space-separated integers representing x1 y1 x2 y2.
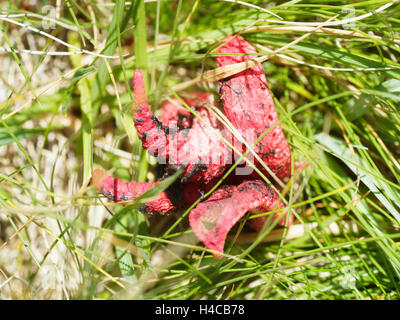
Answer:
216 35 292 179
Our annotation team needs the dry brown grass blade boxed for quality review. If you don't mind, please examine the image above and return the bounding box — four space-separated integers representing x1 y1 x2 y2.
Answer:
172 15 338 91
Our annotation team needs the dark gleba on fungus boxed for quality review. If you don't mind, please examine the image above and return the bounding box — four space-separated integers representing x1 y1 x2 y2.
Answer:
93 35 294 258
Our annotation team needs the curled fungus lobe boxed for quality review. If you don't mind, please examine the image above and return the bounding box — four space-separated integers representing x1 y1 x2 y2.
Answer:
94 35 294 258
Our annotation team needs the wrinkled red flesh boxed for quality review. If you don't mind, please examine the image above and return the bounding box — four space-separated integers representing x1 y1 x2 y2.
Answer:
133 70 169 162
161 92 219 128
93 169 175 213
216 35 292 180
166 105 229 184
133 71 229 185
189 180 284 258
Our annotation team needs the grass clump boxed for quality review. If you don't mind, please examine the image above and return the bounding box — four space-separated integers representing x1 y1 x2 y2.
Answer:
0 0 399 300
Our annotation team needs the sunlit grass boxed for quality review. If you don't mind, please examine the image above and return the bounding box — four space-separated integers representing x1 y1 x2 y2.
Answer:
0 0 399 300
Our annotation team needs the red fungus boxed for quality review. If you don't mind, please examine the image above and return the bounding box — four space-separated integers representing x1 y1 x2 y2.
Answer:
93 169 175 213
216 35 292 180
189 180 284 258
133 70 229 185
94 35 297 258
